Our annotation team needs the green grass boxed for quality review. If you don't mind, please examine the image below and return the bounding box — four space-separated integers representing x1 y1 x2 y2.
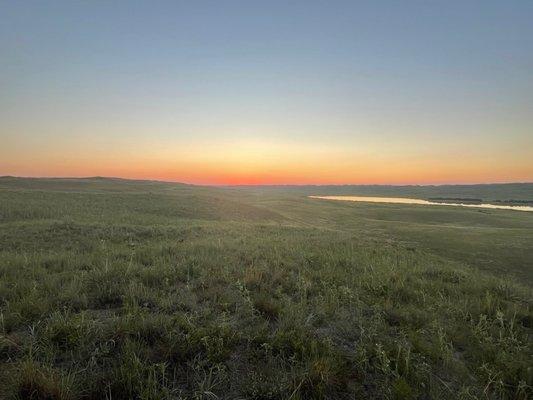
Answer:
0 178 532 399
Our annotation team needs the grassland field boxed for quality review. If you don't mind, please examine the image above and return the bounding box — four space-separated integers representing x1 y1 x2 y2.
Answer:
0 177 532 399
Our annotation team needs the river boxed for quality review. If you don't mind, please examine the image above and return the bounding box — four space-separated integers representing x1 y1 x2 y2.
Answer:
309 196 533 212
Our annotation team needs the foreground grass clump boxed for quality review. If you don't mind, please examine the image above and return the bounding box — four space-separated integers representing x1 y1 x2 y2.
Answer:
0 178 532 399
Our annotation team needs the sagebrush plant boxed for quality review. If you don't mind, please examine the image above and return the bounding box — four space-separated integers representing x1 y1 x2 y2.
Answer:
0 178 532 399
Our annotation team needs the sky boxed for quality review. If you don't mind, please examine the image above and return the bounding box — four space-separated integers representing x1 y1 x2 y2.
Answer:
1 0 532 185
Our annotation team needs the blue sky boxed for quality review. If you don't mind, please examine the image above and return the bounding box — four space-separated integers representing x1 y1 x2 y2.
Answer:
1 1 532 184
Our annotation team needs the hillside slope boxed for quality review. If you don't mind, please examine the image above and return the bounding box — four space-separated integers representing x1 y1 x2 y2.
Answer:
0 178 531 399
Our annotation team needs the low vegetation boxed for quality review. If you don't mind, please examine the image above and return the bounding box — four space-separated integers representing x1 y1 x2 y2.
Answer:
0 178 532 399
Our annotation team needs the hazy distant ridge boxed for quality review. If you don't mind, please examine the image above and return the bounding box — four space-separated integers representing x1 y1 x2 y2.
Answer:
1 177 532 201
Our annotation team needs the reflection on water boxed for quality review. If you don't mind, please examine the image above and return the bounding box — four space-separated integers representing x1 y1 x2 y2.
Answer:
309 196 533 212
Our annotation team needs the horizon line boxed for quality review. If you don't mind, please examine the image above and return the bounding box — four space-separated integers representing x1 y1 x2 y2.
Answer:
1 175 532 187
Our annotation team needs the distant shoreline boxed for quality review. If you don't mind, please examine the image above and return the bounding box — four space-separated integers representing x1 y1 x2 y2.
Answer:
310 195 533 212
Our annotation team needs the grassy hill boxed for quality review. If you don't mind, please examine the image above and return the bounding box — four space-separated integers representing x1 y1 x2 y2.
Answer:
0 178 532 399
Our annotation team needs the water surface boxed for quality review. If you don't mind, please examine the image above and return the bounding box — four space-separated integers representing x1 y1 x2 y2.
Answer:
309 196 533 212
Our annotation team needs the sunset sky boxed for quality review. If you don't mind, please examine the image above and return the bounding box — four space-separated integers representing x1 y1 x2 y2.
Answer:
1 1 532 185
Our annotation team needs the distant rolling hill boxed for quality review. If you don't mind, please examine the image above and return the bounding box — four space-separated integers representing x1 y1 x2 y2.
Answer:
0 176 190 193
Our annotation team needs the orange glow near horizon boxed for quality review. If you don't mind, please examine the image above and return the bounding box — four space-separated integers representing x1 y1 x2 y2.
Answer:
2 135 532 186
5 126 532 185
2 148 532 186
